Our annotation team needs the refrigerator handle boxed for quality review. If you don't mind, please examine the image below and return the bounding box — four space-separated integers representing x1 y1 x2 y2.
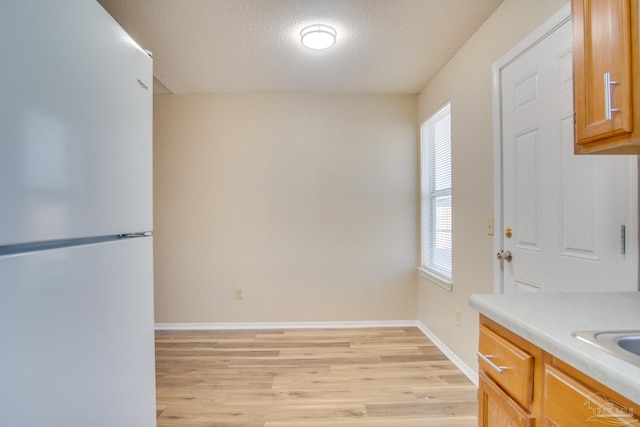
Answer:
118 232 152 239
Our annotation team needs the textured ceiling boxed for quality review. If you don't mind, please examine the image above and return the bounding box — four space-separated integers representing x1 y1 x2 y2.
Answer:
97 0 504 94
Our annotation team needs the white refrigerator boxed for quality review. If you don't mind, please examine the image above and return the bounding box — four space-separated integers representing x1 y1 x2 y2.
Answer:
0 1 157 426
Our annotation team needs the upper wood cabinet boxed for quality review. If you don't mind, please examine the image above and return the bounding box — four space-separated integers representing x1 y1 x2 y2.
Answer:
573 0 640 153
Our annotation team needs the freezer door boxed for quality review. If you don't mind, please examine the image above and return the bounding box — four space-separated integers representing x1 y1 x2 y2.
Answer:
0 0 152 246
0 238 156 427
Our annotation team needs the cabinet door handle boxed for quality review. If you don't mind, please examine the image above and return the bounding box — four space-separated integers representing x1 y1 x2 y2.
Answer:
604 72 619 121
477 352 508 374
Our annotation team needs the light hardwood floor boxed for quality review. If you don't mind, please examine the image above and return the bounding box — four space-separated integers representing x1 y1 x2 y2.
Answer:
155 327 478 426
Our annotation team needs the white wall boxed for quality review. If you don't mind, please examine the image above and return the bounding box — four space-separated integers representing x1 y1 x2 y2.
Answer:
151 1 576 376
153 93 418 323
417 0 569 373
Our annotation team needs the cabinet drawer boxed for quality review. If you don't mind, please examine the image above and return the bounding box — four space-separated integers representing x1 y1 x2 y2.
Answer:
478 325 534 406
543 365 640 426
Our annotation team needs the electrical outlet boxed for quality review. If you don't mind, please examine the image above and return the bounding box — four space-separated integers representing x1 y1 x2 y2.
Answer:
455 309 461 327
235 287 244 300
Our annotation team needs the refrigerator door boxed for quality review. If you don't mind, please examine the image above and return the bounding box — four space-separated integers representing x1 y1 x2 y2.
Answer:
0 238 156 427
0 0 152 246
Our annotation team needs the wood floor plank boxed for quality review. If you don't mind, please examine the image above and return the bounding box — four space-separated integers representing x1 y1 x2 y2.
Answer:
155 327 478 426
264 416 478 427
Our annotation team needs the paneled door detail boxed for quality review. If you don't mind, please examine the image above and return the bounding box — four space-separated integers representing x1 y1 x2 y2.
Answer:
498 18 637 293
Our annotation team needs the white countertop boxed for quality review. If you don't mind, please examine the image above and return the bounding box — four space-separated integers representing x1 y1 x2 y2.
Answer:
469 292 640 404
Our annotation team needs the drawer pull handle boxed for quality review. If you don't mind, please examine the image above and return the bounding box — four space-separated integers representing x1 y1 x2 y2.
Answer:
478 352 508 374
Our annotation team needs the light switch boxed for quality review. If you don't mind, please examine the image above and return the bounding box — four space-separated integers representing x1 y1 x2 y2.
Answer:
487 216 494 236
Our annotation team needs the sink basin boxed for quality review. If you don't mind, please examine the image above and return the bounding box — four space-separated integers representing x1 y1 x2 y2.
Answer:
572 330 640 368
618 336 640 356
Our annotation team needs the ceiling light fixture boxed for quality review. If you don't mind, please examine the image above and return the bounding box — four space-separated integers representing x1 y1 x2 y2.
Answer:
300 24 337 50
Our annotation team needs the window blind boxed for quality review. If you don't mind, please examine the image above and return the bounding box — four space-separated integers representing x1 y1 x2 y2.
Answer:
420 103 452 281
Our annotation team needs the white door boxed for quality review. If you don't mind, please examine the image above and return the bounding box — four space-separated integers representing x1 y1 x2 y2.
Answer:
496 12 637 294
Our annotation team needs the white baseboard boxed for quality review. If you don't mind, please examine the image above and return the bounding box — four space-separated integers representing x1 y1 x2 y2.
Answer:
154 320 479 387
155 320 419 330
416 322 479 387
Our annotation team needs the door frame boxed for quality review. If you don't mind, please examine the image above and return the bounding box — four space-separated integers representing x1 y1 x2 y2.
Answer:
492 4 572 293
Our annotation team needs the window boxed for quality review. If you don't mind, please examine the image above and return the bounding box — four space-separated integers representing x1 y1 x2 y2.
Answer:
420 102 452 290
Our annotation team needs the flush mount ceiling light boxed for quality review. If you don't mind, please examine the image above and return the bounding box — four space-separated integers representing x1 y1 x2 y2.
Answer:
300 24 337 50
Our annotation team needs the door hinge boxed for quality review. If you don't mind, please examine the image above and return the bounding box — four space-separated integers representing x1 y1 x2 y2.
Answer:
620 225 626 254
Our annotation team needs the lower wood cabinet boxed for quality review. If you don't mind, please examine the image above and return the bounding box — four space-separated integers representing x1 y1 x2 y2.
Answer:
478 315 640 427
543 364 640 426
479 372 535 427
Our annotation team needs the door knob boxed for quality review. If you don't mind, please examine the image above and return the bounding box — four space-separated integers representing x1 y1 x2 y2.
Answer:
497 250 512 262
